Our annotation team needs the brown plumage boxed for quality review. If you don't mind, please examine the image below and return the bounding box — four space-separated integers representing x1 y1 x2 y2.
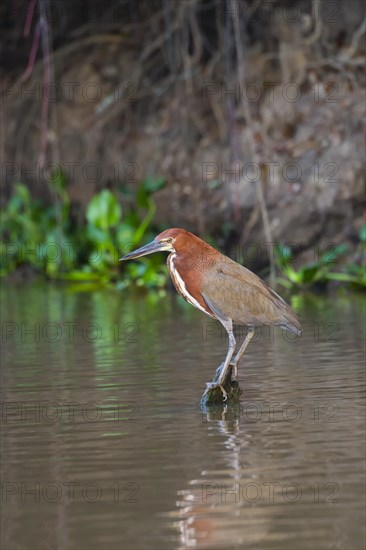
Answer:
160 228 301 334
121 228 302 400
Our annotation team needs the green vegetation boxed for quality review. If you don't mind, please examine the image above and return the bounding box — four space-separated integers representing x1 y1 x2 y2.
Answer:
1 176 364 292
0 174 168 290
275 230 366 291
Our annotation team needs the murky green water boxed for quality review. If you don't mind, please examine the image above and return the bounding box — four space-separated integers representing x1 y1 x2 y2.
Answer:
1 282 365 550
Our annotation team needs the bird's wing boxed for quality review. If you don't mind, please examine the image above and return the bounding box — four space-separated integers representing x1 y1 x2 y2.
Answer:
201 258 301 334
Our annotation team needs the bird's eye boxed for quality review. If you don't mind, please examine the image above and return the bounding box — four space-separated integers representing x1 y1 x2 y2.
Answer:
166 237 173 244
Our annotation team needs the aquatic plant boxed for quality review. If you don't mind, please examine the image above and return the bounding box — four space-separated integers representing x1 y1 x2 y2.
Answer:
275 230 365 290
0 173 168 289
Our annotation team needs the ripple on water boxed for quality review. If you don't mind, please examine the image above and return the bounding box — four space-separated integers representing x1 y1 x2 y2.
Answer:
1 284 365 550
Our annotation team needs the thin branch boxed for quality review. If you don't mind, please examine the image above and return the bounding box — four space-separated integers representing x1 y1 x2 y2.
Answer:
20 21 41 82
230 0 276 287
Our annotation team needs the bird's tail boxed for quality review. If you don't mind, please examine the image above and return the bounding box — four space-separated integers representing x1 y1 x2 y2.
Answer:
280 308 302 336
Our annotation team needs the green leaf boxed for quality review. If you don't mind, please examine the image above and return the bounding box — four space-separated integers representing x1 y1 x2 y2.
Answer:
347 264 365 276
359 224 366 243
87 224 110 244
133 200 156 244
14 183 31 205
275 244 292 264
86 190 122 230
286 268 302 284
275 277 293 289
300 265 323 283
142 177 166 194
116 224 136 250
59 270 104 281
7 195 22 215
320 243 347 264
326 272 366 287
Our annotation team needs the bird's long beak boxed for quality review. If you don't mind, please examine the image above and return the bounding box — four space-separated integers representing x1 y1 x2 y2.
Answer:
120 240 172 261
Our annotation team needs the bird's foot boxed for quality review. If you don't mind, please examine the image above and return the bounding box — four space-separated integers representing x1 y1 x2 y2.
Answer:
216 361 238 381
202 381 228 402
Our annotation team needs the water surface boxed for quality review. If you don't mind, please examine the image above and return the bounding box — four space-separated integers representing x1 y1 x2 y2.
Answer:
1 282 365 549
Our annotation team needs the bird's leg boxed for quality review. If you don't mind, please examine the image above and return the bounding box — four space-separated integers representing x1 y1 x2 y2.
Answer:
230 327 255 380
203 319 236 401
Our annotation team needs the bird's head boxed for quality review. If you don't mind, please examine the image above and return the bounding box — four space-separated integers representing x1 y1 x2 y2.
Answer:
120 228 195 261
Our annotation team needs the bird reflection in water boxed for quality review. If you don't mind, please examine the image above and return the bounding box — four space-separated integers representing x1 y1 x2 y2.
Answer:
167 405 269 549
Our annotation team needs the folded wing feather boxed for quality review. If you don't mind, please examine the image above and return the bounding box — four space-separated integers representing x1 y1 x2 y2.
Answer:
201 258 302 335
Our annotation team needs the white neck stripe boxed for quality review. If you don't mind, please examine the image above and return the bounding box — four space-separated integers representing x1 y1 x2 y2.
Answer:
168 255 210 316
